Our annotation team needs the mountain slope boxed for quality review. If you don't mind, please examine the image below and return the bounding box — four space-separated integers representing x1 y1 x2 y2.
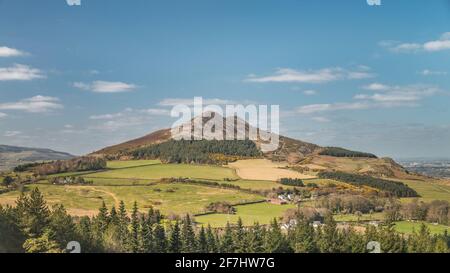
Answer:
92 113 414 179
0 145 75 171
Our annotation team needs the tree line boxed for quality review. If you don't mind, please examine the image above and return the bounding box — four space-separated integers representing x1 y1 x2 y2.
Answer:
131 139 261 164
319 147 378 158
318 171 419 198
34 157 107 175
1 188 449 253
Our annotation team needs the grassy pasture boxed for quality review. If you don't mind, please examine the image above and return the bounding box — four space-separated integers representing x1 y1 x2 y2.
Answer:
394 221 449 235
334 212 385 222
0 182 263 216
195 202 296 227
399 179 450 203
0 184 115 216
106 160 161 169
85 163 239 181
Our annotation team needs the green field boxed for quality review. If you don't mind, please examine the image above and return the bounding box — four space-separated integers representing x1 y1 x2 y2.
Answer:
85 163 239 181
106 160 161 169
334 212 385 222
0 184 116 215
0 182 263 216
399 179 450 203
228 180 286 190
195 202 297 227
394 221 449 235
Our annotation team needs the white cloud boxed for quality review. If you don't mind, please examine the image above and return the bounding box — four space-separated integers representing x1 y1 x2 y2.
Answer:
0 95 63 113
89 112 125 120
0 64 45 81
0 112 7 118
158 98 237 106
4 131 21 137
139 108 170 115
363 83 390 91
74 81 137 93
245 67 374 84
303 90 317 96
297 102 370 114
0 46 27 57
381 32 450 53
89 107 170 132
312 117 330 123
420 69 447 76
297 84 440 115
355 85 439 103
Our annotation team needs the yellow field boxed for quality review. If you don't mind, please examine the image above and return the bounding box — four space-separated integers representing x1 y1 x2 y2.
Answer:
227 159 316 181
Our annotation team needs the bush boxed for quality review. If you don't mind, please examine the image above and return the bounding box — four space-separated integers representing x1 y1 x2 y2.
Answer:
279 178 304 187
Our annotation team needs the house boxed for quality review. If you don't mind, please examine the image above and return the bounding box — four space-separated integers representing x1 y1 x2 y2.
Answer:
267 198 287 205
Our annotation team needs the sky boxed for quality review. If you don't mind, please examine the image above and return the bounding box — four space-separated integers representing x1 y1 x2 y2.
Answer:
0 0 449 158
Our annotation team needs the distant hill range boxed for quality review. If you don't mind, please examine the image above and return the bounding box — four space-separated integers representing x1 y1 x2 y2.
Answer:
93 112 417 179
0 145 75 171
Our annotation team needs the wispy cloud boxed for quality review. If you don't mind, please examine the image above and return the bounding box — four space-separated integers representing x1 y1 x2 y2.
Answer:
0 64 45 81
380 32 450 53
74 80 137 93
303 90 318 96
420 69 447 76
0 95 63 113
4 131 22 137
363 83 390 91
297 84 440 114
297 102 370 114
355 84 439 103
0 112 7 118
89 107 170 132
158 98 237 106
312 117 331 123
245 66 374 84
0 46 28 57
89 112 125 120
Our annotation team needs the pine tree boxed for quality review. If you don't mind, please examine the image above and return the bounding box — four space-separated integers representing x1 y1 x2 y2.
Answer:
109 206 119 226
169 221 181 253
48 204 76 248
117 200 129 247
95 201 109 236
24 188 50 237
221 222 234 253
140 215 153 253
408 224 434 253
317 214 340 253
292 215 316 253
234 218 247 253
128 201 140 253
378 223 405 253
153 224 167 253
248 222 265 253
264 218 291 253
181 214 196 252
197 226 208 253
206 224 218 253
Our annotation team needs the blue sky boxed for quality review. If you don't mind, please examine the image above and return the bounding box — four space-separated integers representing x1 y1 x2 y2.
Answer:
0 0 449 158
